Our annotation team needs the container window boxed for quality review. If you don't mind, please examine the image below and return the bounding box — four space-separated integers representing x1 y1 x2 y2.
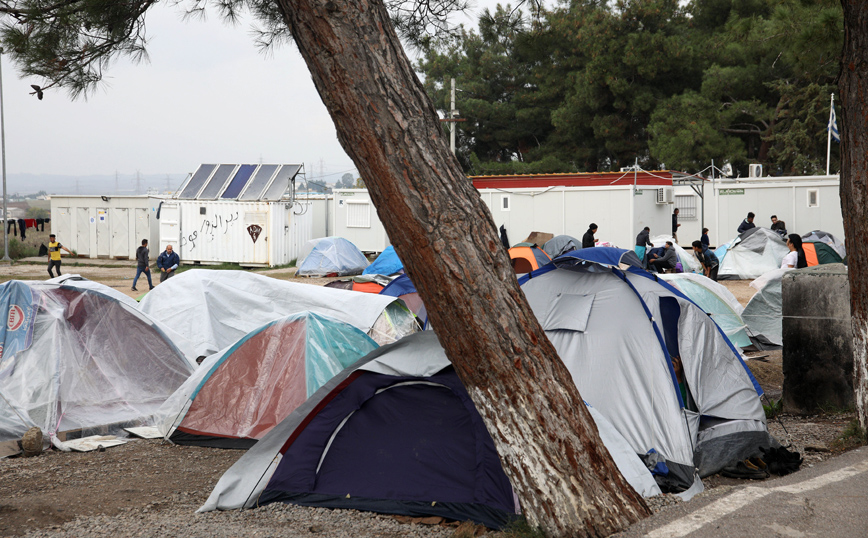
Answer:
807 189 819 207
501 195 511 211
347 201 371 228
675 195 697 220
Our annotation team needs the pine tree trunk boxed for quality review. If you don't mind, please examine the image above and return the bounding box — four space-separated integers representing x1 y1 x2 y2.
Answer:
839 0 868 431
277 0 651 534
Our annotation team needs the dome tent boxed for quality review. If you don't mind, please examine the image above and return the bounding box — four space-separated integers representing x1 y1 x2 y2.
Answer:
139 270 418 357
157 312 378 448
200 332 660 529
801 230 846 259
508 242 551 273
717 228 789 280
542 235 581 259
297 237 369 277
0 281 193 445
362 245 404 276
742 269 786 347
660 273 752 348
519 248 775 493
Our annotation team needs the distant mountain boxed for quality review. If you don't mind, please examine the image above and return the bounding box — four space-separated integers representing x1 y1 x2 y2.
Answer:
6 172 189 197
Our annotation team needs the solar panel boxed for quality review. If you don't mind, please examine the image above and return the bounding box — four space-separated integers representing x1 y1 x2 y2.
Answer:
197 164 238 200
239 164 280 201
261 164 302 201
178 164 217 199
221 164 257 199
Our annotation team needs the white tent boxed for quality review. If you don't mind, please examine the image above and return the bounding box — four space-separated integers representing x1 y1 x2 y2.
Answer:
717 228 789 280
742 269 787 347
0 281 194 446
660 273 752 348
139 270 418 358
519 248 775 493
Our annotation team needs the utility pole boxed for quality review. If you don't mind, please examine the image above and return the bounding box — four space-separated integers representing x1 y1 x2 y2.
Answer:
135 170 142 195
439 77 465 156
0 47 10 261
115 171 119 194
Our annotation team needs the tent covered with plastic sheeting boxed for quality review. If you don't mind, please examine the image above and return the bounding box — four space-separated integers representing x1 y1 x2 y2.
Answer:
139 270 418 358
650 235 702 273
659 273 752 348
297 237 369 277
157 312 378 449
380 274 428 329
542 235 581 259
200 332 660 529
742 269 786 347
717 228 789 280
518 248 775 494
362 245 403 276
0 281 193 445
801 230 846 259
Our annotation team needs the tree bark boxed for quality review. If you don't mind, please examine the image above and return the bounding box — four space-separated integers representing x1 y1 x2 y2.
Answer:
276 0 650 534
839 0 868 432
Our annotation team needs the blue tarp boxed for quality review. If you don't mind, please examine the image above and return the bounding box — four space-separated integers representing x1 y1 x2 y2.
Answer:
0 282 39 362
363 245 403 276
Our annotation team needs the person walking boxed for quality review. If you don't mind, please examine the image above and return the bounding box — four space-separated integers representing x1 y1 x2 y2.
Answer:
672 208 681 243
635 226 653 266
692 240 720 281
132 239 154 291
46 233 72 278
582 223 598 249
737 212 756 234
156 244 180 282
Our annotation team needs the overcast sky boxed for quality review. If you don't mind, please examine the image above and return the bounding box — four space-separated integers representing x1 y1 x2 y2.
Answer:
0 1 507 187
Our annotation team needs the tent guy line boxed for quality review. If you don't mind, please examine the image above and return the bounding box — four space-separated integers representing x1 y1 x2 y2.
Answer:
644 456 868 538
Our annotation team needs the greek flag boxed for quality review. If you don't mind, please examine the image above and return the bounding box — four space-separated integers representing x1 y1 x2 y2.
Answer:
829 104 840 143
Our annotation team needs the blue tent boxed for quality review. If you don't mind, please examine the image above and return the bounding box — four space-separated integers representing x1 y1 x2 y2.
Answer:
297 237 369 277
362 245 404 275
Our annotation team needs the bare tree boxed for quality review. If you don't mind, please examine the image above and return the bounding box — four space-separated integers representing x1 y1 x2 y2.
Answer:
0 0 651 534
838 0 868 432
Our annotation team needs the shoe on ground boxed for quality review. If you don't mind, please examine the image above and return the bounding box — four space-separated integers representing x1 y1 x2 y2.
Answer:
149 286 155 290
720 460 768 480
131 287 138 291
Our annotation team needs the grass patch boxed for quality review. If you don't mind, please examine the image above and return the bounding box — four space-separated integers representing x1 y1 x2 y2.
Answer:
831 419 867 452
258 259 297 271
763 398 783 419
488 518 547 538
8 237 40 259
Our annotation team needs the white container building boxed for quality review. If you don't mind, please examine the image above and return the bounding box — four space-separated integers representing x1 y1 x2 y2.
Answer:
159 164 312 267
49 195 160 259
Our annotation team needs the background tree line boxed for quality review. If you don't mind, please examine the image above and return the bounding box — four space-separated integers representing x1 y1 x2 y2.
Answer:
416 0 843 176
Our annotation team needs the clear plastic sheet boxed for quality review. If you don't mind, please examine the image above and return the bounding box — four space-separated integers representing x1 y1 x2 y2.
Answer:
139 270 418 357
660 273 752 348
650 235 703 273
158 312 377 441
0 281 193 443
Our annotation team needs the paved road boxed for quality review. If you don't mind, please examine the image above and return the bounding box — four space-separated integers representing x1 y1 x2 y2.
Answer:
620 446 868 538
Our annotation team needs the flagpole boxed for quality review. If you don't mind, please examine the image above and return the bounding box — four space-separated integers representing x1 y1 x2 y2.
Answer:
826 93 834 176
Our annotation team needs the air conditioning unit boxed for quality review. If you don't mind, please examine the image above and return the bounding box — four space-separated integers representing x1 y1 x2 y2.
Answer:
749 164 763 178
656 187 675 204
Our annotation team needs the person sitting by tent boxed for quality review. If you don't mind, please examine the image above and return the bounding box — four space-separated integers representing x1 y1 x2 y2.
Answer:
770 215 787 237
692 240 720 281
781 234 808 270
701 228 710 249
649 242 677 273
635 227 653 267
737 212 756 234
582 223 599 249
157 244 180 282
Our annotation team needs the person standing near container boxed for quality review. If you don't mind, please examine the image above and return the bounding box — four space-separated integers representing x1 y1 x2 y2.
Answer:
132 239 154 291
157 244 180 282
46 233 72 278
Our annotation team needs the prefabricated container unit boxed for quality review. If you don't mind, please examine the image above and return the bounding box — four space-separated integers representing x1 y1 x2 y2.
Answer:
161 164 312 267
324 172 676 252
472 172 676 249
673 174 843 248
49 195 160 260
295 193 332 239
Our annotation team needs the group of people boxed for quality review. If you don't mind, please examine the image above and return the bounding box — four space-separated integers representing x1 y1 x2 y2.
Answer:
45 234 181 288
736 211 805 269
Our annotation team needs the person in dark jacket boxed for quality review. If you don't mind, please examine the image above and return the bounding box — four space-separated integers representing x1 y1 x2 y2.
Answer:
156 244 180 283
692 240 720 281
649 241 677 272
770 215 787 237
701 228 710 248
737 212 756 234
132 239 153 291
635 227 653 266
582 223 598 249
672 208 681 242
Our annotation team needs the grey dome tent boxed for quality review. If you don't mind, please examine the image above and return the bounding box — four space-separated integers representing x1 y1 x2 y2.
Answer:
718 228 789 280
542 235 581 259
519 248 776 493
200 332 661 528
742 269 786 347
297 237 369 277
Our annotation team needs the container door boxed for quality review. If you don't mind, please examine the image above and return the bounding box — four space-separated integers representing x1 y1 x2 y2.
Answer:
53 207 71 242
75 207 90 256
135 208 149 254
159 202 181 256
96 208 110 257
244 211 269 264
110 207 129 258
